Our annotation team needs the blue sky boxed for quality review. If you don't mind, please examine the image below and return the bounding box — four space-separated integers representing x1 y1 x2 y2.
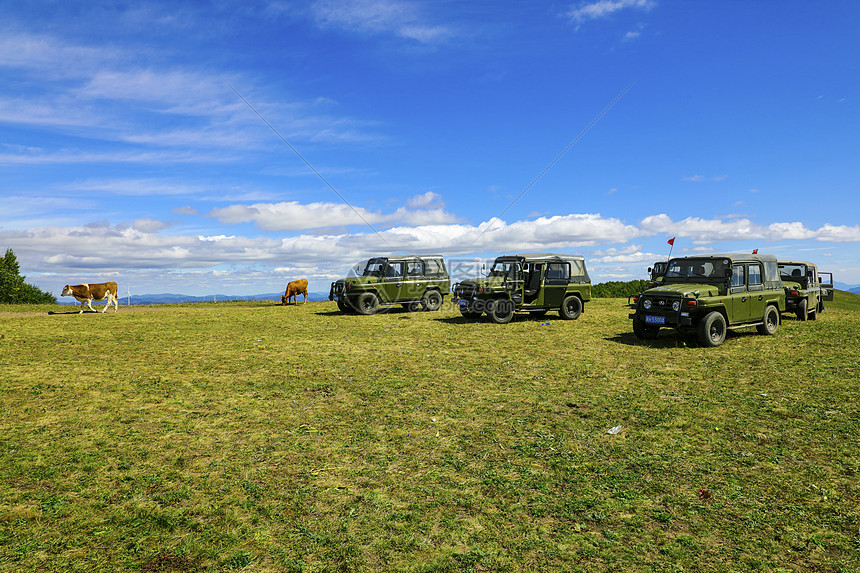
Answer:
2 0 858 297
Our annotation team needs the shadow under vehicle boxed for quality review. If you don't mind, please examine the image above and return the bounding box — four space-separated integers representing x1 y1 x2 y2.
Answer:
777 260 834 321
452 253 591 324
329 255 450 315
629 253 785 347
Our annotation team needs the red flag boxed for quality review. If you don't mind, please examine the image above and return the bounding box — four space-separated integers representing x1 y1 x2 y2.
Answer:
752 249 758 254
667 237 675 246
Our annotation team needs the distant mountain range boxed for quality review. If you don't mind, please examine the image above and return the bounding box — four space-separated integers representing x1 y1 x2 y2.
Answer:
60 283 860 307
835 282 860 295
61 291 331 306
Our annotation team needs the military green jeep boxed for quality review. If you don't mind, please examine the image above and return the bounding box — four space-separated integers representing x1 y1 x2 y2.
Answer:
629 253 785 347
648 261 668 286
452 253 591 324
777 260 834 321
329 255 450 315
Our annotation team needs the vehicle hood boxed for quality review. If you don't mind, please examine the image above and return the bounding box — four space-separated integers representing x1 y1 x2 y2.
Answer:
336 276 379 286
643 283 721 298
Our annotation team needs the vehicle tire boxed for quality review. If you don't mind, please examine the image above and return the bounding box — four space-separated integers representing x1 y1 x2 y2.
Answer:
559 295 583 320
488 298 515 324
633 319 660 340
757 306 779 335
421 290 443 312
336 298 352 313
354 292 380 315
697 311 727 347
459 303 482 319
796 298 808 321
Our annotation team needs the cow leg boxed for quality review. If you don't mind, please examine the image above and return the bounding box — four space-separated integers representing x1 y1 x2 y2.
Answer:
79 301 86 314
302 292 307 305
85 299 96 313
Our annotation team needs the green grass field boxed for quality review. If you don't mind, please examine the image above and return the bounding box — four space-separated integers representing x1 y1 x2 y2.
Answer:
1 293 858 572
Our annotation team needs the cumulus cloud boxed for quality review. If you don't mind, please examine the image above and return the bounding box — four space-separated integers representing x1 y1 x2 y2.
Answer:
639 214 859 243
206 196 460 231
7 212 859 296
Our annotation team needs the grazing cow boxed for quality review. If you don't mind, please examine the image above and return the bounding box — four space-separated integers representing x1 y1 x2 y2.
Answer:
61 282 119 313
281 279 308 305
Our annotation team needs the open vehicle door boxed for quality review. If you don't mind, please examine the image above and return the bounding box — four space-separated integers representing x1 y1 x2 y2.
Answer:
819 272 835 302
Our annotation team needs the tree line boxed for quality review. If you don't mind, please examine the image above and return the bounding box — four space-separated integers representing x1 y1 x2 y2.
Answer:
591 279 650 299
0 249 57 304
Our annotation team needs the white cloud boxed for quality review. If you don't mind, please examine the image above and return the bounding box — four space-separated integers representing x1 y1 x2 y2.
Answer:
568 0 656 25
206 198 460 231
310 0 454 43
639 214 860 243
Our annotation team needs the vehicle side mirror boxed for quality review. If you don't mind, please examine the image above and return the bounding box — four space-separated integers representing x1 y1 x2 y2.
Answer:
647 267 653 273
725 268 733 278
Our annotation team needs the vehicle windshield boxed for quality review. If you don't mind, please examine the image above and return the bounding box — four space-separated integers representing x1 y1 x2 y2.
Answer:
665 258 730 280
362 258 387 276
488 260 522 279
778 263 807 280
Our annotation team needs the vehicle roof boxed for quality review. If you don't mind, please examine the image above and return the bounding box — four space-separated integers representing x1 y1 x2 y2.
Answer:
777 260 816 267
371 254 444 260
669 253 778 264
497 252 585 261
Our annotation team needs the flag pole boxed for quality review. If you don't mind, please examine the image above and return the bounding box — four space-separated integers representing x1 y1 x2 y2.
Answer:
667 237 676 261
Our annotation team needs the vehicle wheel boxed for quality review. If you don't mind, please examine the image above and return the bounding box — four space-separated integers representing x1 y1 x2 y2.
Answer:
633 319 659 340
488 299 515 324
796 298 808 321
354 292 380 315
336 299 352 313
697 311 727 347
459 303 482 319
421 290 443 312
757 306 779 335
559 295 583 320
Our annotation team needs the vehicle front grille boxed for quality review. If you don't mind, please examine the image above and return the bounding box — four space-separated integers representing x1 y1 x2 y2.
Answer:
641 294 680 313
331 281 346 296
454 283 476 299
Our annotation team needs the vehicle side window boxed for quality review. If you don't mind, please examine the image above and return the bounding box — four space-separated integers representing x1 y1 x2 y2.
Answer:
406 262 424 275
731 265 745 288
546 263 570 281
386 262 404 278
749 264 762 286
424 259 444 276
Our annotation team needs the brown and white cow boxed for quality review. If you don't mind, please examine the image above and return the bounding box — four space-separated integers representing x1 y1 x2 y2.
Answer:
281 278 308 305
61 282 119 313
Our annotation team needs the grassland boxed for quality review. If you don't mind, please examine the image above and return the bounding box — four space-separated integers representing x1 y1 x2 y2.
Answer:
1 293 858 572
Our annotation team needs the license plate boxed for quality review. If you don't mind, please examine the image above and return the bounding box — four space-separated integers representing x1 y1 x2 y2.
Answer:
645 315 665 325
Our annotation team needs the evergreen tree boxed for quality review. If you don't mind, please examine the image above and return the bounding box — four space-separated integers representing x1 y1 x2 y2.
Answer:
0 248 57 304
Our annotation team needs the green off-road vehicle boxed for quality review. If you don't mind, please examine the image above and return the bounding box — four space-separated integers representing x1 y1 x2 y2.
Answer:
452 253 591 324
648 261 668 286
777 260 834 321
629 253 785 347
329 255 450 315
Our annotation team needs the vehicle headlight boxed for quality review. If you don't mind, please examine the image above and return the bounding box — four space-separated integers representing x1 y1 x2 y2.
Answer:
643 299 652 310
672 300 681 311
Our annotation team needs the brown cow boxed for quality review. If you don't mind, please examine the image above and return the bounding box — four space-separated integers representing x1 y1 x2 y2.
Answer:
61 282 119 313
281 278 308 305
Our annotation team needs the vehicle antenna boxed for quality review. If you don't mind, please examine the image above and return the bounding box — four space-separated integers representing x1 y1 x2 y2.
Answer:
473 82 634 244
225 80 391 247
